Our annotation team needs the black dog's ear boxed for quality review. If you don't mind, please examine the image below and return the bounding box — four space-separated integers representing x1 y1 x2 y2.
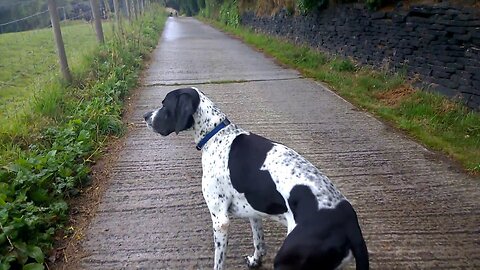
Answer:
175 93 195 134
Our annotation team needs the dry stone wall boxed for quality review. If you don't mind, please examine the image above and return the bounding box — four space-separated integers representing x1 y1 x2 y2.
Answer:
241 3 480 109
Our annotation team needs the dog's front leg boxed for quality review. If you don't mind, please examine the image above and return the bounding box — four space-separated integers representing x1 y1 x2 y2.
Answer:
203 175 231 270
245 218 266 268
211 211 230 270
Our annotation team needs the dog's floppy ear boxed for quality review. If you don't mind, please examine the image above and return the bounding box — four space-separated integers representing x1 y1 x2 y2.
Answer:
175 93 195 134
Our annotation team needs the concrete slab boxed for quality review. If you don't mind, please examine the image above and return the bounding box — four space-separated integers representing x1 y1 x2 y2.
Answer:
144 17 300 86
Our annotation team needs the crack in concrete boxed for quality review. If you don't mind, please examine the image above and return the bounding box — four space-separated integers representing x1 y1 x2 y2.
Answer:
142 76 303 87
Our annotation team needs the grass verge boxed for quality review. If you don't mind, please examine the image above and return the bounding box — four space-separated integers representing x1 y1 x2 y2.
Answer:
0 7 166 270
202 18 480 175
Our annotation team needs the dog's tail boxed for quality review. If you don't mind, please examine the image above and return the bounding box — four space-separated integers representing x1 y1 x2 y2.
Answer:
347 207 369 270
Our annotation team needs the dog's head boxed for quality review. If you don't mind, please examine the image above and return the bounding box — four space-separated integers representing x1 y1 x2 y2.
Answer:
274 220 350 270
274 200 361 270
144 88 200 136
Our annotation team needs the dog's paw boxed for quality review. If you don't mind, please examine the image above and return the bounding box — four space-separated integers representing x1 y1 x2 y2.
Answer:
244 255 262 268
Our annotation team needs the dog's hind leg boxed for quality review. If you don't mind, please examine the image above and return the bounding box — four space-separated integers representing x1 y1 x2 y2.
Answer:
245 218 266 268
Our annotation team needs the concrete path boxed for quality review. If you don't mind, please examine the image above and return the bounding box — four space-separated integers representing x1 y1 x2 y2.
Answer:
79 17 480 269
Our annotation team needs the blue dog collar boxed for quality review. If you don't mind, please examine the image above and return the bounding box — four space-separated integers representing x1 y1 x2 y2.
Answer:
196 119 230 151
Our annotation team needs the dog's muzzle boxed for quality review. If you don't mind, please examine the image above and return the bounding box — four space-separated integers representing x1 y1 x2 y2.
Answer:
143 111 154 127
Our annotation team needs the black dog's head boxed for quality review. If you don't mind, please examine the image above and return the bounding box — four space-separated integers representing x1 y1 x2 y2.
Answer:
274 220 350 270
275 186 348 270
144 88 200 136
274 200 368 270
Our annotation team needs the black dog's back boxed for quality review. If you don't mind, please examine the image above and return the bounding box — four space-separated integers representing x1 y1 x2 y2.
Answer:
274 188 369 270
228 133 288 215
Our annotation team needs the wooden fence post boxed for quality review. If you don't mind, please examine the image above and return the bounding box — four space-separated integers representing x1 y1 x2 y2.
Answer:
124 0 131 20
113 0 120 26
133 0 138 20
102 0 111 20
47 0 72 83
89 0 105 44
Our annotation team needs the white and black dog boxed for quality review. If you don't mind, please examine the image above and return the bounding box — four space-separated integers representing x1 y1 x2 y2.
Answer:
144 87 369 270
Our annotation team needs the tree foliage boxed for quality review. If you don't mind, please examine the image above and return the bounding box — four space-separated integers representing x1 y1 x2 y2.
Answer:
181 0 200 16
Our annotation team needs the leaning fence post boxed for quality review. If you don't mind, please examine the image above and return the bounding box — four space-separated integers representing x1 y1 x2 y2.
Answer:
47 0 72 83
89 0 105 44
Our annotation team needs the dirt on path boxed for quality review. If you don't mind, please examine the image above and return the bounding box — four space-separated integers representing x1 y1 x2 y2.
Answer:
58 17 479 269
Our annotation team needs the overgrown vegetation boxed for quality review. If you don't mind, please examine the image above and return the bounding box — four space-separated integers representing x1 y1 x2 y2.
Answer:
219 0 240 27
171 0 480 18
201 19 480 174
296 0 327 13
0 7 166 270
169 0 400 17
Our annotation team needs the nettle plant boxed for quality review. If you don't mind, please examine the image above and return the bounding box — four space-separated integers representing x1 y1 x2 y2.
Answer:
0 121 93 270
220 0 240 27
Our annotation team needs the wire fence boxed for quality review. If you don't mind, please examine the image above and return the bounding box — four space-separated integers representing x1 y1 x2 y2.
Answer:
0 13 90 122
0 0 152 126
0 9 50 33
0 3 97 34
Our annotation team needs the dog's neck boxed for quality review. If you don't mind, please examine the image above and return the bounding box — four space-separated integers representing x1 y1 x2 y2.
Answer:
192 92 227 145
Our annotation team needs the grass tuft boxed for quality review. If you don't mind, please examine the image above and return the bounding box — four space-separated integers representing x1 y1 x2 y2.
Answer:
330 58 356 72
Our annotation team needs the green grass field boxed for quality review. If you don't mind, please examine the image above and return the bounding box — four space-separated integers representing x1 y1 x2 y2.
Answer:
0 21 114 163
0 21 112 141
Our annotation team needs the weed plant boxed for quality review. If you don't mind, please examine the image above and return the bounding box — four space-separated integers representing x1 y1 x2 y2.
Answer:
219 0 240 27
0 7 166 269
